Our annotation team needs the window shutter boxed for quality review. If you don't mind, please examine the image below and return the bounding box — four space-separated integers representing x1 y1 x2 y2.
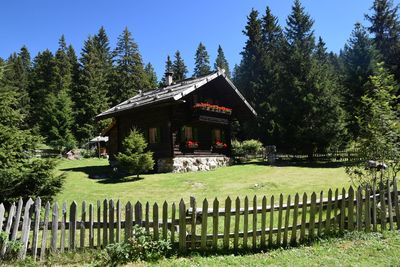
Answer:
156 127 161 143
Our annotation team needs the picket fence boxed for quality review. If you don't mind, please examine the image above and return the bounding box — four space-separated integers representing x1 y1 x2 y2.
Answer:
0 178 399 261
275 150 361 162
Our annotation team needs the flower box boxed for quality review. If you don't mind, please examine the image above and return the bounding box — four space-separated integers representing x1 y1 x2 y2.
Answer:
186 140 199 149
193 102 232 115
213 140 227 149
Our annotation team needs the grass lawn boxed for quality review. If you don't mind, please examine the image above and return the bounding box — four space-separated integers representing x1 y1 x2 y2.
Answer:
56 158 350 206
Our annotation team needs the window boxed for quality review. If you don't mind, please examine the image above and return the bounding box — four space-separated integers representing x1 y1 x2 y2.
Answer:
212 129 225 143
181 126 198 141
148 127 161 144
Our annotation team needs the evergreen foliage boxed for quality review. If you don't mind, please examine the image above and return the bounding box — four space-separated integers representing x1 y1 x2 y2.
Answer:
193 42 211 77
144 63 158 89
214 45 231 77
112 27 149 105
115 129 154 179
346 63 400 185
366 0 400 80
172 50 188 82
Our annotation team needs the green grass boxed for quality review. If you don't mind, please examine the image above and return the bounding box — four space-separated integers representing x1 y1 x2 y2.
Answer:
11 231 400 266
56 158 349 205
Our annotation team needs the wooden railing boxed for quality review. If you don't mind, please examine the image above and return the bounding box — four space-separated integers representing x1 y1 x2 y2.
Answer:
0 178 399 261
275 150 362 162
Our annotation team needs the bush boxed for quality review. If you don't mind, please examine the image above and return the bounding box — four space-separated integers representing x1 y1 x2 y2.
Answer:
0 232 23 262
115 129 154 179
97 225 171 266
232 139 264 157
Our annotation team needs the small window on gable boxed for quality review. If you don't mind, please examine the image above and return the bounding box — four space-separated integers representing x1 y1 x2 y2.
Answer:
149 127 161 144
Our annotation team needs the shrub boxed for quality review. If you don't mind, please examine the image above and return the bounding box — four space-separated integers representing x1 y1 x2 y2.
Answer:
115 129 154 179
97 225 171 266
241 139 264 155
231 139 244 156
0 232 23 262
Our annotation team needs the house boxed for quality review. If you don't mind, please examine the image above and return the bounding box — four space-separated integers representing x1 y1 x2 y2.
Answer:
96 69 256 172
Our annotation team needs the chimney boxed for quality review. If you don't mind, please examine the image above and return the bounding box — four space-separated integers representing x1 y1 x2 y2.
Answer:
164 71 173 86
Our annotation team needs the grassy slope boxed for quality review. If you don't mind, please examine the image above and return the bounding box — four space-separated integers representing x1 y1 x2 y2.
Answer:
56 158 349 205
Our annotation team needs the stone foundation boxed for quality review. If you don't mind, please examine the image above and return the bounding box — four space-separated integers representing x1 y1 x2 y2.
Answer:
157 156 232 173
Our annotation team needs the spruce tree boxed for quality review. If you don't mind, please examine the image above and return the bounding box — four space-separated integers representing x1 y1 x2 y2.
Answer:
366 0 400 79
341 23 379 138
160 55 173 86
275 0 345 153
144 63 158 89
193 42 211 77
214 45 231 77
76 36 110 142
172 50 188 82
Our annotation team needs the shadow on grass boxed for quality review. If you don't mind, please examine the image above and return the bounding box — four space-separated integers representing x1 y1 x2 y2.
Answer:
60 165 145 184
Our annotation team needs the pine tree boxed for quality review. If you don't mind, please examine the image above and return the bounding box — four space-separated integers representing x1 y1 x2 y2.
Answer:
0 71 64 204
28 50 55 129
193 42 211 77
341 23 379 138
172 50 188 82
275 0 345 153
115 129 154 179
214 45 231 77
112 27 149 105
42 35 76 151
366 0 400 79
144 63 158 89
76 36 110 142
94 26 113 103
346 63 400 185
160 55 173 86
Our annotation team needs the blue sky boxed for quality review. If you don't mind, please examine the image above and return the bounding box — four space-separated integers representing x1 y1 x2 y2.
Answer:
1 0 398 79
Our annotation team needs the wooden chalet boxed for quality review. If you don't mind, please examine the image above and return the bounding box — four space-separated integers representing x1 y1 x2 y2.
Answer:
96 69 256 172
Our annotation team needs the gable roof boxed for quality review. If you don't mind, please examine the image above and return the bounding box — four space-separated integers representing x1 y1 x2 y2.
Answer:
96 69 256 120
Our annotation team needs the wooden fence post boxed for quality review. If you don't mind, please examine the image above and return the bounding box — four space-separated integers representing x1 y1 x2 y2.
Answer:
60 201 67 252
81 201 86 249
290 193 299 246
41 202 51 260
51 202 59 253
201 199 208 250
339 188 346 233
89 203 94 248
145 202 150 234
393 178 400 230
317 191 323 236
32 198 41 260
179 199 186 253
387 180 394 230
309 192 317 239
276 194 284 245
224 196 232 250
116 200 121 243
11 198 23 241
372 183 378 232
260 196 267 249
153 202 159 241
103 199 108 246
379 183 386 231
356 187 362 231
268 195 274 248
19 198 34 260
109 200 114 244
125 202 133 242
365 187 371 233
213 198 219 250
69 201 77 252
135 201 143 227
325 189 332 235
171 203 176 244
283 194 291 247
300 193 307 242
162 201 168 241
348 187 355 231
252 195 257 249
190 197 196 249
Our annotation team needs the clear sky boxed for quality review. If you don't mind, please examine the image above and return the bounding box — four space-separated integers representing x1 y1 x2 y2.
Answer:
1 0 398 79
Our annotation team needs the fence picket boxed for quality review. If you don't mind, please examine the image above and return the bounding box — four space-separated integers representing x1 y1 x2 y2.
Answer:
348 187 355 231
201 199 208 250
135 201 143 227
145 202 150 234
97 200 101 248
179 199 186 253
252 195 257 249
224 197 232 250
0 204 4 235
116 200 121 243
60 202 66 253
372 183 378 232
171 203 176 244
51 202 59 253
19 198 34 260
11 198 23 241
365 187 371 233
109 200 114 244
40 202 51 261
309 192 316 239
190 197 196 249
81 201 86 248
340 188 346 233
234 197 241 250
1 203 15 257
317 191 323 236
387 180 394 230
325 189 332 234
300 193 307 242
268 195 274 247
356 187 362 231
103 200 108 246
333 189 339 232
283 194 291 247
32 199 41 260
69 201 77 251
243 196 249 249
276 194 284 245
260 196 267 248
89 204 94 248
393 178 400 230
290 194 299 246
379 182 386 231
153 203 159 241
125 202 133 242
162 201 168 240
